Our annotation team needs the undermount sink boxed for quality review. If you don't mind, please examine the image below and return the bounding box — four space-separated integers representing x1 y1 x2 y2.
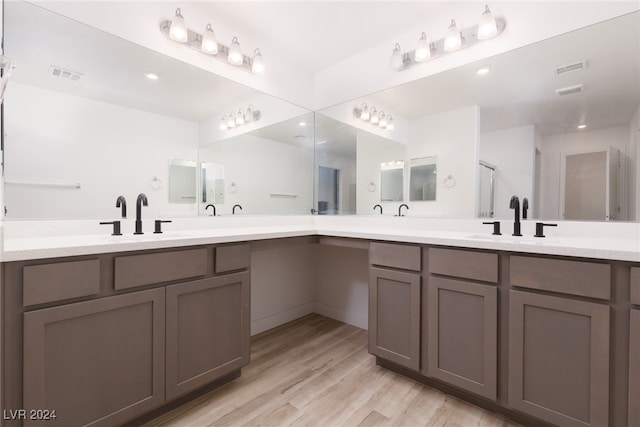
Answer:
465 233 539 243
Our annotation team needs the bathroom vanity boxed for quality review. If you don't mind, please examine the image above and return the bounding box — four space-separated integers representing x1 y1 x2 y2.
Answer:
0 217 638 426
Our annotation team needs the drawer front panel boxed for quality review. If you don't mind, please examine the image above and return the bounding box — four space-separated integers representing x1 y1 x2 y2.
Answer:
115 248 209 290
369 242 421 271
429 248 498 283
23 259 100 306
215 243 251 273
510 256 610 300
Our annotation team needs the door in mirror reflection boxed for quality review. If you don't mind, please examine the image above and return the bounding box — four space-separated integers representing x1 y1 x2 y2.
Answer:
478 162 496 218
380 161 404 202
168 159 197 204
409 157 437 201
200 162 225 204
318 166 340 214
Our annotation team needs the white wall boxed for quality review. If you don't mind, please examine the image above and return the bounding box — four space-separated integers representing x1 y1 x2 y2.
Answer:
4 82 199 219
480 125 536 220
199 134 314 215
629 105 640 221
540 126 629 220
408 105 479 217
356 131 407 215
313 2 640 109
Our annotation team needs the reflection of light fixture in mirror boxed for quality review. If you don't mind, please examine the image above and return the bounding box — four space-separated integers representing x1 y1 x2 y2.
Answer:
577 124 587 130
251 49 265 74
219 105 261 130
476 65 491 75
160 10 263 74
444 20 462 51
353 104 394 131
414 32 431 62
298 121 307 127
477 5 498 40
144 73 159 80
201 23 218 54
228 37 243 65
169 8 188 43
389 43 404 70
390 5 505 72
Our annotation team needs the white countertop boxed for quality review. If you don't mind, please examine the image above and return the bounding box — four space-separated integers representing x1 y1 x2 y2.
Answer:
1 216 639 262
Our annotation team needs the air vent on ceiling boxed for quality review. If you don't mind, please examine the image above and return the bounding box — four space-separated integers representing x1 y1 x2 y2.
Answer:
49 66 83 81
555 84 584 96
555 60 587 76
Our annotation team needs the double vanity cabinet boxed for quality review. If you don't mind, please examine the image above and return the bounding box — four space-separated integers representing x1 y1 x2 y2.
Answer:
369 241 637 427
1 243 251 426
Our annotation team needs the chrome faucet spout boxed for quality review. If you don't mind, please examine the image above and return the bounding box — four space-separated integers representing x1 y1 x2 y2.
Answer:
134 193 148 235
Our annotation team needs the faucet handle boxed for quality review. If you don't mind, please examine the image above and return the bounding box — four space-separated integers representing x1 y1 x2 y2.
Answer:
534 222 557 238
100 220 122 236
482 221 502 235
153 220 172 234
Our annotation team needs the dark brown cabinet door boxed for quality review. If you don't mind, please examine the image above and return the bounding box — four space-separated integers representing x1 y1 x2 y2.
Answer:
426 277 497 400
166 272 250 400
23 288 166 427
629 309 640 426
368 267 420 370
508 290 610 427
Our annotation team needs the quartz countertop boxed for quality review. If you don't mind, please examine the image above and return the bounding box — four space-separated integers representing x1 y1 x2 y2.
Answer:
2 216 639 262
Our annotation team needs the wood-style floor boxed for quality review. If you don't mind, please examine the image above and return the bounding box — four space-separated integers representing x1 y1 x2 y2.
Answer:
144 314 521 427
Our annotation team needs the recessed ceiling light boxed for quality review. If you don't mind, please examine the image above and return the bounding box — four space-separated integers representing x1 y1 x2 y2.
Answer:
476 65 491 75
298 121 307 127
577 124 587 130
317 139 328 145
145 73 159 80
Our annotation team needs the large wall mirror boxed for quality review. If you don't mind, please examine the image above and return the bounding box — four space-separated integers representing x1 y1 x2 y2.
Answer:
3 0 312 219
316 11 640 221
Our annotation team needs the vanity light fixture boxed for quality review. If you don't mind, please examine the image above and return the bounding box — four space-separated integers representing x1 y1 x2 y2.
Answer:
389 4 505 71
353 104 394 131
160 8 264 74
219 105 261 131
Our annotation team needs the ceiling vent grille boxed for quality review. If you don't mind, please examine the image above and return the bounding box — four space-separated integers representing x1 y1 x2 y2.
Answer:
49 66 83 81
555 84 584 96
555 60 587 76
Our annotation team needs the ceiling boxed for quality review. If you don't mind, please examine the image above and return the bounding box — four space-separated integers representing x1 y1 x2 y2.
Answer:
187 1 447 73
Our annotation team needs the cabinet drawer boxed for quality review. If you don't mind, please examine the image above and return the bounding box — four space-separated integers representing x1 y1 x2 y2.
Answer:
631 267 640 305
23 259 100 306
215 243 251 273
429 248 497 283
370 242 421 271
510 256 610 300
115 248 209 290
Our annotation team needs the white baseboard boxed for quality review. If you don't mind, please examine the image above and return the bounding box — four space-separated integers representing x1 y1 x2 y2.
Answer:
251 302 315 336
314 302 368 330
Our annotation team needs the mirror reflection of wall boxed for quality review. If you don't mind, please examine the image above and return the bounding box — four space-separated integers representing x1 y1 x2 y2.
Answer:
168 159 197 204
409 157 437 202
380 161 404 202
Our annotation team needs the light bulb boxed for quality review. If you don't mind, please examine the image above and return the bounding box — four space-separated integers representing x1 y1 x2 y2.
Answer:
414 32 431 62
246 105 254 122
169 8 188 43
477 5 498 40
220 115 228 130
379 112 388 128
201 23 218 54
444 19 462 52
227 113 236 129
236 109 245 126
389 43 403 70
228 37 243 65
360 103 370 121
370 108 379 124
386 116 394 130
252 49 265 74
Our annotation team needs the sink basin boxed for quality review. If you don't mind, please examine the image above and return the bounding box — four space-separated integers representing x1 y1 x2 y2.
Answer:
465 233 539 243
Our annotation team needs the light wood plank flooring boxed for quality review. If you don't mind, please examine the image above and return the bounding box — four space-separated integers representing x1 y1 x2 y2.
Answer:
144 314 521 427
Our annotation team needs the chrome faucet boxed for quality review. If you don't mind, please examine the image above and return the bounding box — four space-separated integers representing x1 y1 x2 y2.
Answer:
509 196 522 236
522 197 529 220
205 204 216 216
116 195 127 218
134 193 148 235
373 204 383 215
233 204 243 215
398 203 409 217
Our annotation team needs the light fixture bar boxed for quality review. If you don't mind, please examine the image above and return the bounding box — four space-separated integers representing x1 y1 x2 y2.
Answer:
159 19 259 74
393 17 506 71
